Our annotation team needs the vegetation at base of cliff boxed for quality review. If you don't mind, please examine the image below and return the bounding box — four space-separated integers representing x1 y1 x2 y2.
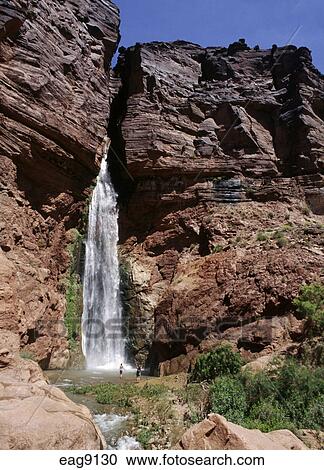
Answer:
212 244 224 253
209 376 247 424
189 351 324 432
187 326 324 432
64 229 84 349
293 283 324 337
189 344 243 383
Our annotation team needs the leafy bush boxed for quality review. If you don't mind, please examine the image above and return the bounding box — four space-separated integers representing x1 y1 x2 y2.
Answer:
64 229 84 347
293 283 324 336
212 244 224 253
303 396 324 430
241 370 277 407
204 358 324 432
245 400 293 432
209 376 247 423
190 345 243 383
65 272 82 345
274 360 324 429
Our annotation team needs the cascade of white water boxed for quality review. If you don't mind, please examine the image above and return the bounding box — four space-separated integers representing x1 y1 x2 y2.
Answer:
82 155 126 369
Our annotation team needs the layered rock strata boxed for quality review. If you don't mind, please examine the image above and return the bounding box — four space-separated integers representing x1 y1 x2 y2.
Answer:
111 40 324 372
0 0 120 366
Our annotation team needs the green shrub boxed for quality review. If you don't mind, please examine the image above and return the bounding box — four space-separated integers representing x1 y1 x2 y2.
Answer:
245 400 293 432
303 396 324 430
256 231 268 242
190 345 243 383
20 351 35 361
205 359 324 432
272 230 288 248
212 244 224 253
241 370 277 407
64 229 84 347
293 283 324 336
270 360 324 429
65 273 82 345
209 376 247 423
188 411 205 424
301 204 310 216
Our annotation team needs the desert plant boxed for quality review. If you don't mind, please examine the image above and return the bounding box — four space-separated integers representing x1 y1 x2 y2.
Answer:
241 370 277 407
245 400 293 432
256 231 268 242
20 351 35 361
209 376 247 423
190 345 243 383
293 283 324 336
137 428 153 449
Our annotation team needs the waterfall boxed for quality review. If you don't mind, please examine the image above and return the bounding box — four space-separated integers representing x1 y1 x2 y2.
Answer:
82 154 125 369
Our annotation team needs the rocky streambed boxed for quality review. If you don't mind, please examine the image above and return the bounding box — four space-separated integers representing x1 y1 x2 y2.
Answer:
46 369 143 449
46 369 189 450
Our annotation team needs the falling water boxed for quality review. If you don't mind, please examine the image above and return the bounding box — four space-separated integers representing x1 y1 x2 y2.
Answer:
82 153 125 369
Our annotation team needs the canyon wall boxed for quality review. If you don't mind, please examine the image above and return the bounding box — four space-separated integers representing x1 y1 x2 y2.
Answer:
0 2 323 375
111 40 324 373
0 0 120 367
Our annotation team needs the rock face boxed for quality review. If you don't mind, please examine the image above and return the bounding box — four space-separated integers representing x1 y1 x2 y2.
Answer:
111 40 324 372
177 413 307 450
0 2 323 376
0 0 120 366
0 330 105 449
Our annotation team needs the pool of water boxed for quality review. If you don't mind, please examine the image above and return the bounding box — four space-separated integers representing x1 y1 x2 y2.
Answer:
45 368 140 388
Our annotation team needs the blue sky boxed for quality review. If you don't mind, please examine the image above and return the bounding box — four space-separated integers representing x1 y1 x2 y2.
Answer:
113 0 323 72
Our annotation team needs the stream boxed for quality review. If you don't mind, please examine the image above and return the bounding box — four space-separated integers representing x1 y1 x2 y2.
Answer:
46 369 142 449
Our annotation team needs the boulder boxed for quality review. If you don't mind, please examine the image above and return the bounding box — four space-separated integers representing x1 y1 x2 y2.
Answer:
0 330 105 450
177 414 307 450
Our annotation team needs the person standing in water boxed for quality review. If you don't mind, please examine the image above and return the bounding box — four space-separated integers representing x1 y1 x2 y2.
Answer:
136 365 142 382
119 363 124 379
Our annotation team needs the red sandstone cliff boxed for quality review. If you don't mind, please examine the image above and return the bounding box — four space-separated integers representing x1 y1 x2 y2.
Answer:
0 0 120 367
110 40 324 373
0 4 323 374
